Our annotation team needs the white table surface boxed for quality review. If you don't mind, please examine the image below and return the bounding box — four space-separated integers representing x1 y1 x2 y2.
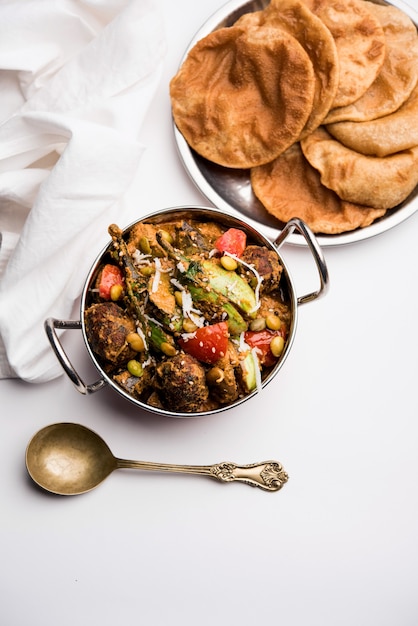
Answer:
2 1 418 624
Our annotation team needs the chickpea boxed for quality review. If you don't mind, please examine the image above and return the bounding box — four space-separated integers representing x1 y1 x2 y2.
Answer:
220 255 238 271
270 335 285 357
126 332 145 353
139 266 154 276
206 367 225 385
174 290 183 307
160 342 177 357
127 359 143 377
182 318 198 333
110 283 123 301
158 229 174 245
138 236 151 255
249 317 266 332
266 313 282 331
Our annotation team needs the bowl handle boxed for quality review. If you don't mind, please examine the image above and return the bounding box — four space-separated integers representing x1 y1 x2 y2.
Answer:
44 318 107 395
273 218 329 305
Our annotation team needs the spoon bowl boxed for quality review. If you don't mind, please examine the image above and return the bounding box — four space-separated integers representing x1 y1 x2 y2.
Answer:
26 422 288 495
26 423 117 495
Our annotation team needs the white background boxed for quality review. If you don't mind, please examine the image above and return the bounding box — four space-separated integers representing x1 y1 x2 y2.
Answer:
1 0 418 624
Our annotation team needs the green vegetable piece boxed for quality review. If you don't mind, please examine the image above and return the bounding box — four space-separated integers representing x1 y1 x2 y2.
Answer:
159 312 184 333
184 260 202 282
239 352 258 392
202 260 257 316
220 302 248 336
147 318 176 353
188 284 247 336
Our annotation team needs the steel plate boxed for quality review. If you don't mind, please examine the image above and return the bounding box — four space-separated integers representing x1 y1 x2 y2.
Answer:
173 0 418 246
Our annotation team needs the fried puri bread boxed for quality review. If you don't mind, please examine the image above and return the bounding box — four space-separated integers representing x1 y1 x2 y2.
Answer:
324 3 418 124
170 24 315 168
235 0 339 137
251 142 385 234
302 0 386 109
301 127 418 210
326 82 418 157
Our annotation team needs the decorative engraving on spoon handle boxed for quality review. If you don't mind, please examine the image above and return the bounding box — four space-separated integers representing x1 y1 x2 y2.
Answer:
116 459 288 492
209 461 288 492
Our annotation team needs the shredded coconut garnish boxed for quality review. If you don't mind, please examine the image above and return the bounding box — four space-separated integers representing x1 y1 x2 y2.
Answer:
238 331 251 353
144 313 163 327
132 249 152 266
135 324 148 353
181 290 204 327
151 257 171 293
180 332 197 342
226 280 238 297
224 252 263 313
142 355 153 368
170 278 184 291
251 348 263 393
151 258 161 293
168 314 181 331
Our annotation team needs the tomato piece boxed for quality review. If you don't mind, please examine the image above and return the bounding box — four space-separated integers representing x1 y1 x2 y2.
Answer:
244 329 283 367
178 322 229 365
215 228 247 257
98 264 124 300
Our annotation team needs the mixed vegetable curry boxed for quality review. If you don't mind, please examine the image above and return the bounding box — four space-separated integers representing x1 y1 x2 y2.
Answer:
84 217 292 413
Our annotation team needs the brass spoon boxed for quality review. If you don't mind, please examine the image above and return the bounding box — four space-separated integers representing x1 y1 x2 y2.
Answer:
25 423 288 495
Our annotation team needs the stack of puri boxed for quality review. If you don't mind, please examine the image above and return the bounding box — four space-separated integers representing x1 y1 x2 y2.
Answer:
170 0 418 235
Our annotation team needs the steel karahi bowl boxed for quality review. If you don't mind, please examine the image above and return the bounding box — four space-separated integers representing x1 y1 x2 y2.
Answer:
45 206 329 418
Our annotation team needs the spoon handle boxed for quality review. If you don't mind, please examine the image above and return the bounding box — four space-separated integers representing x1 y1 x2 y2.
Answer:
116 459 288 492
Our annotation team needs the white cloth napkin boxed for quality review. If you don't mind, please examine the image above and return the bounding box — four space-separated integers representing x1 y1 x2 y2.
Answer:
0 0 166 382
